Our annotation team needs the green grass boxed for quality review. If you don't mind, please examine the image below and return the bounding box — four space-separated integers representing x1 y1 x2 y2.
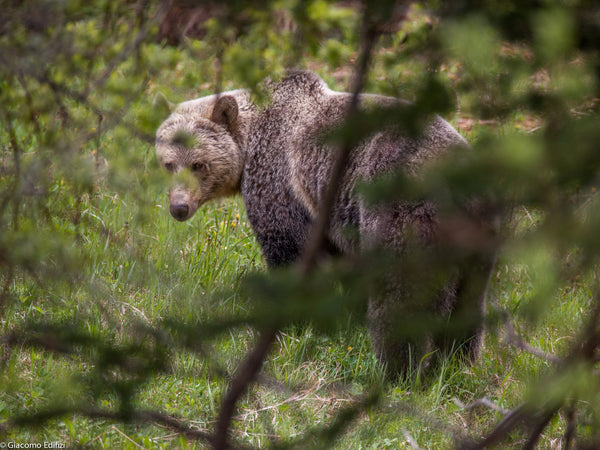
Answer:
1 171 590 448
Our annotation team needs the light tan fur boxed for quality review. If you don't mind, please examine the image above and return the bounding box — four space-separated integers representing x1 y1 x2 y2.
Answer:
155 90 256 221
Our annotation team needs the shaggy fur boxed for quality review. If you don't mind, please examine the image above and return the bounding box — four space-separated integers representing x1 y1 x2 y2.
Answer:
156 71 494 374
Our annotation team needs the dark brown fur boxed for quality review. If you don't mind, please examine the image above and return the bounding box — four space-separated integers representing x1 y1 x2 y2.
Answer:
156 71 496 374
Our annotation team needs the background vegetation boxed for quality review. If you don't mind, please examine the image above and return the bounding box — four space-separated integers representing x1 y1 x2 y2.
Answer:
1 0 599 448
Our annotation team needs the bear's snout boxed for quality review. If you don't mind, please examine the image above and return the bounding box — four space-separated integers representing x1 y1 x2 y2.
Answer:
168 185 199 221
170 203 190 221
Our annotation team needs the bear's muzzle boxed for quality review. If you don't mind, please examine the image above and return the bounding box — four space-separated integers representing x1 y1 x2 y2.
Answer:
170 203 190 221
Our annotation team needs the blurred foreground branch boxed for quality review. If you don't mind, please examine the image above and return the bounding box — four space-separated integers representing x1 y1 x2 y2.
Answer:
210 4 388 448
464 293 600 449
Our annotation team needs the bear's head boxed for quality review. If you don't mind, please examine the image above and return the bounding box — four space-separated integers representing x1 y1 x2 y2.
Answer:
155 95 244 221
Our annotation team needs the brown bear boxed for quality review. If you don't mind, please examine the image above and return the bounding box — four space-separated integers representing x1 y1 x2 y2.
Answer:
156 70 495 374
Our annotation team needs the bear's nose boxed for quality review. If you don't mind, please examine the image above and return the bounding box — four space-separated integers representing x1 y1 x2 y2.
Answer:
169 203 189 221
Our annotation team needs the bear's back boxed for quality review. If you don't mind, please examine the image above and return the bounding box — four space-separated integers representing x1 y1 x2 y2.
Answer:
243 70 469 259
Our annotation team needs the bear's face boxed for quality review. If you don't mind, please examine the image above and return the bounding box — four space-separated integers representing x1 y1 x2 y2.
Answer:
155 96 244 222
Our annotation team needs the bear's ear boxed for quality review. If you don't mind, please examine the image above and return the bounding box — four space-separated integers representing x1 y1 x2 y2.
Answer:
211 95 239 131
152 92 175 113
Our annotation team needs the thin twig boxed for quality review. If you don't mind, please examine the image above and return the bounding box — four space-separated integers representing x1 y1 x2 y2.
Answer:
523 409 556 450
571 291 600 361
137 409 214 442
0 112 22 231
212 328 277 450
454 396 512 416
402 427 424 450
86 2 167 97
300 14 379 275
504 319 562 364
563 403 576 450
0 406 214 444
461 404 528 450
469 292 600 448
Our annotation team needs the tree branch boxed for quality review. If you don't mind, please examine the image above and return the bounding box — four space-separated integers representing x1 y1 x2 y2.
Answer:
467 292 600 448
212 328 277 450
504 319 562 364
299 11 380 274
0 406 214 445
461 404 528 450
454 396 513 415
211 6 389 449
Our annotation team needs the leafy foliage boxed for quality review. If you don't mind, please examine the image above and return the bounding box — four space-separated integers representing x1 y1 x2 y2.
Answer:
1 0 599 448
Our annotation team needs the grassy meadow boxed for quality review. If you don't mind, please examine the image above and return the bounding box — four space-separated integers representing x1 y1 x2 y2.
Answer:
2 144 590 449
1 2 598 449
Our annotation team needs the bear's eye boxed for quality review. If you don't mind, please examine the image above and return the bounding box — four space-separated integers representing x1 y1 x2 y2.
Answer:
191 162 207 173
164 162 175 172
